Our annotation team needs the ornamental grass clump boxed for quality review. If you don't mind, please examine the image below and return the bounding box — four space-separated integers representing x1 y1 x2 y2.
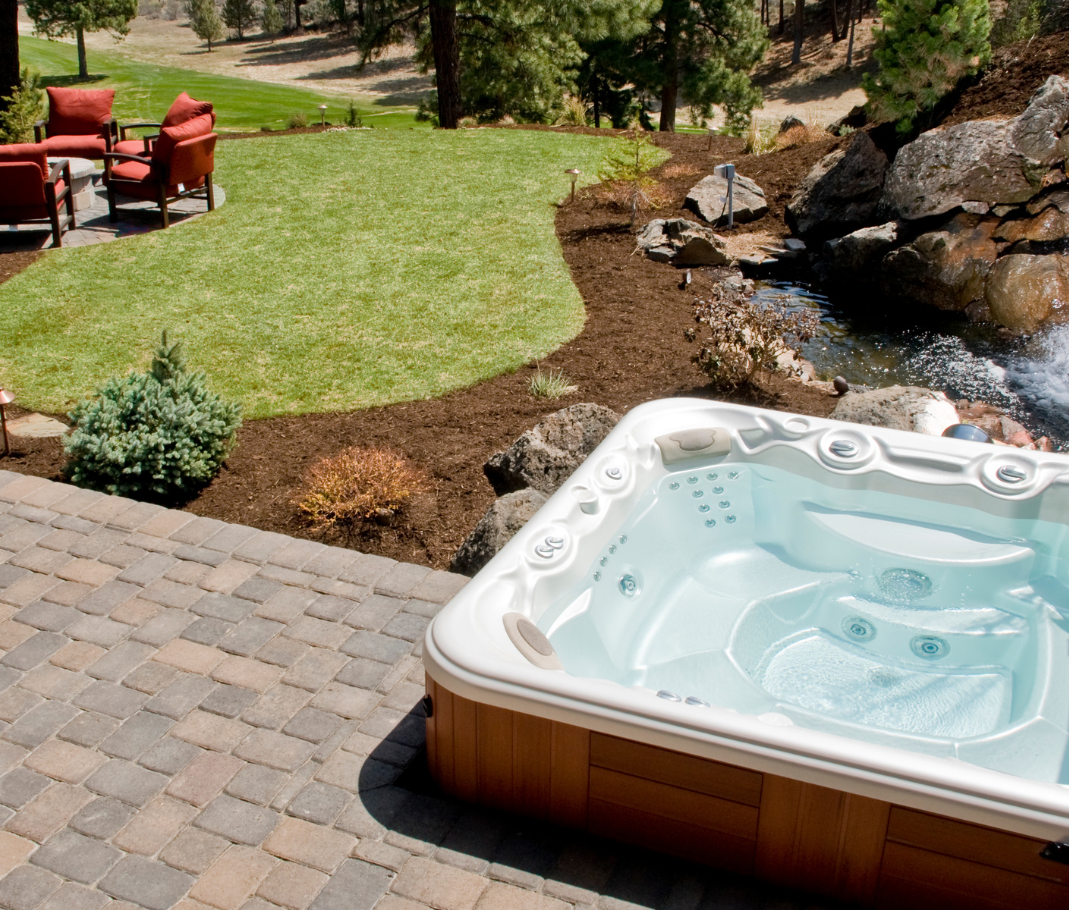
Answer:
64 333 242 502
297 447 426 539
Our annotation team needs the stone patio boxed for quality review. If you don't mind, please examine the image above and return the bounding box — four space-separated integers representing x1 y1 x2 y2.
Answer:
0 174 224 253
0 469 826 910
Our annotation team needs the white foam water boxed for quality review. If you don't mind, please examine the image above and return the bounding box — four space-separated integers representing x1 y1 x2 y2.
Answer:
1004 325 1069 429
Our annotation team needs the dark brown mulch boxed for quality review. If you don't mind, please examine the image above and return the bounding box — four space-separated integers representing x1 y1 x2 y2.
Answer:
0 252 43 287
1 131 841 569
941 30 1069 126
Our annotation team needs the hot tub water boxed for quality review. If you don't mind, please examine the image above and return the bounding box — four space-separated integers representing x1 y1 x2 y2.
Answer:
540 462 1069 782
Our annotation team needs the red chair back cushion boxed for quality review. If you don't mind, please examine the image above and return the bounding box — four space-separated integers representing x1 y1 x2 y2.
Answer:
47 87 115 135
152 113 213 166
0 143 48 170
0 161 48 208
162 92 214 128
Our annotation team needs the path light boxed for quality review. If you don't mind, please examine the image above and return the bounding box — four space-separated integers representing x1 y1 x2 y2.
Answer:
0 389 13 457
713 162 736 228
707 126 716 152
319 104 328 127
566 168 580 203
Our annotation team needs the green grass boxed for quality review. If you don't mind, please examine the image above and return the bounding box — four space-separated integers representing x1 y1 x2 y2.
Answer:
19 35 421 132
0 129 613 418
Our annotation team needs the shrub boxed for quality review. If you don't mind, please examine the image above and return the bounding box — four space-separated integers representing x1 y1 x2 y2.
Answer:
296 447 426 539
64 333 242 501
345 99 363 128
528 366 577 399
775 121 830 149
596 130 663 224
554 97 589 128
692 286 820 391
287 111 309 129
991 0 1042 46
0 67 45 145
863 0 991 136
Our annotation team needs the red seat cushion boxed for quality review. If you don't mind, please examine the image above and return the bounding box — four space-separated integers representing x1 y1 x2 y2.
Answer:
46 87 115 136
42 134 108 160
162 93 213 128
108 158 193 200
152 113 214 166
113 138 152 157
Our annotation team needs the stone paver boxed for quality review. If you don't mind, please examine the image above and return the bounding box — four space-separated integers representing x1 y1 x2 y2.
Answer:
0 471 821 910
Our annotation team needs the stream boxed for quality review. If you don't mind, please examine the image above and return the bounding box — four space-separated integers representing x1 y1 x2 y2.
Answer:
753 281 1069 448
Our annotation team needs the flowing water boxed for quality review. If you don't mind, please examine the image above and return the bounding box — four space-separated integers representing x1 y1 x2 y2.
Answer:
753 281 1069 447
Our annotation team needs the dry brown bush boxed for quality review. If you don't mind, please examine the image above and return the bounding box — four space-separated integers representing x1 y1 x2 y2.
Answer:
661 163 700 179
776 122 831 149
296 447 426 539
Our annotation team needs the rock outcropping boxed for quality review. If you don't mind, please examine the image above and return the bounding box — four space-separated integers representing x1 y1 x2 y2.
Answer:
450 489 549 576
831 386 960 435
685 174 768 225
484 403 620 495
786 132 889 238
635 219 730 266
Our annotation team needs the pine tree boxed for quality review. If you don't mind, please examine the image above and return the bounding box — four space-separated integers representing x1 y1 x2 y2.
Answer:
601 0 768 133
221 0 257 38
24 0 139 78
262 0 283 38
189 0 224 49
863 0 991 135
0 66 45 144
357 0 656 128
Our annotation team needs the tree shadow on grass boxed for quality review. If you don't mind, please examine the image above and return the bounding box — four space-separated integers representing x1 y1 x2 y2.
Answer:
40 74 108 88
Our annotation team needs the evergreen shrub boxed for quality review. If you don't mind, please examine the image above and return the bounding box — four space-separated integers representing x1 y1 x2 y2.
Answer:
0 68 46 145
64 333 242 501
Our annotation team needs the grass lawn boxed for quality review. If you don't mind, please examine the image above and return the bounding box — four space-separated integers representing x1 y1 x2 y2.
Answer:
0 129 622 419
19 36 421 132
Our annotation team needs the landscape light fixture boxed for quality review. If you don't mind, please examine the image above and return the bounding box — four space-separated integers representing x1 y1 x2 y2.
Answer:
0 389 13 456
566 168 581 203
319 104 328 126
713 162 736 228
707 126 716 152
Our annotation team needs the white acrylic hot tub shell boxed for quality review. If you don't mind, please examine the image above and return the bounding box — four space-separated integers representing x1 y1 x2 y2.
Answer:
423 399 1069 841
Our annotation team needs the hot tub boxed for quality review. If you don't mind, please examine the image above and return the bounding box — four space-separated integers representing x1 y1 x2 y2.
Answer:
423 399 1069 908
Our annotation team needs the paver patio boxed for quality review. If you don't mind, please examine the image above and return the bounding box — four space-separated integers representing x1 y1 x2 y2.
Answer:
0 469 827 910
0 177 224 253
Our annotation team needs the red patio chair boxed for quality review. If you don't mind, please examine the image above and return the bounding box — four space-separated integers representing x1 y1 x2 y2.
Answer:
113 92 216 157
34 88 118 161
103 112 217 228
0 144 76 248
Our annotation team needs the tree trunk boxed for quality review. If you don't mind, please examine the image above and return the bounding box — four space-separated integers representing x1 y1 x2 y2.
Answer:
592 72 601 129
659 0 683 132
77 26 88 79
429 0 460 129
830 0 842 40
846 0 856 65
778 0 784 35
0 0 18 111
294 0 304 33
792 0 803 66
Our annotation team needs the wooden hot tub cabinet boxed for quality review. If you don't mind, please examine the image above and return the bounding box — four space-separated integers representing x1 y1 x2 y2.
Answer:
424 678 1069 909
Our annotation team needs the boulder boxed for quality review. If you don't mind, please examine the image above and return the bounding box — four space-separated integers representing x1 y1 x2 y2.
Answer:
484 403 621 496
635 218 730 266
994 205 1069 243
821 221 901 283
881 77 1069 221
984 253 1069 333
685 173 769 225
831 386 960 436
450 489 549 577
881 213 999 311
785 132 889 238
779 115 805 134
